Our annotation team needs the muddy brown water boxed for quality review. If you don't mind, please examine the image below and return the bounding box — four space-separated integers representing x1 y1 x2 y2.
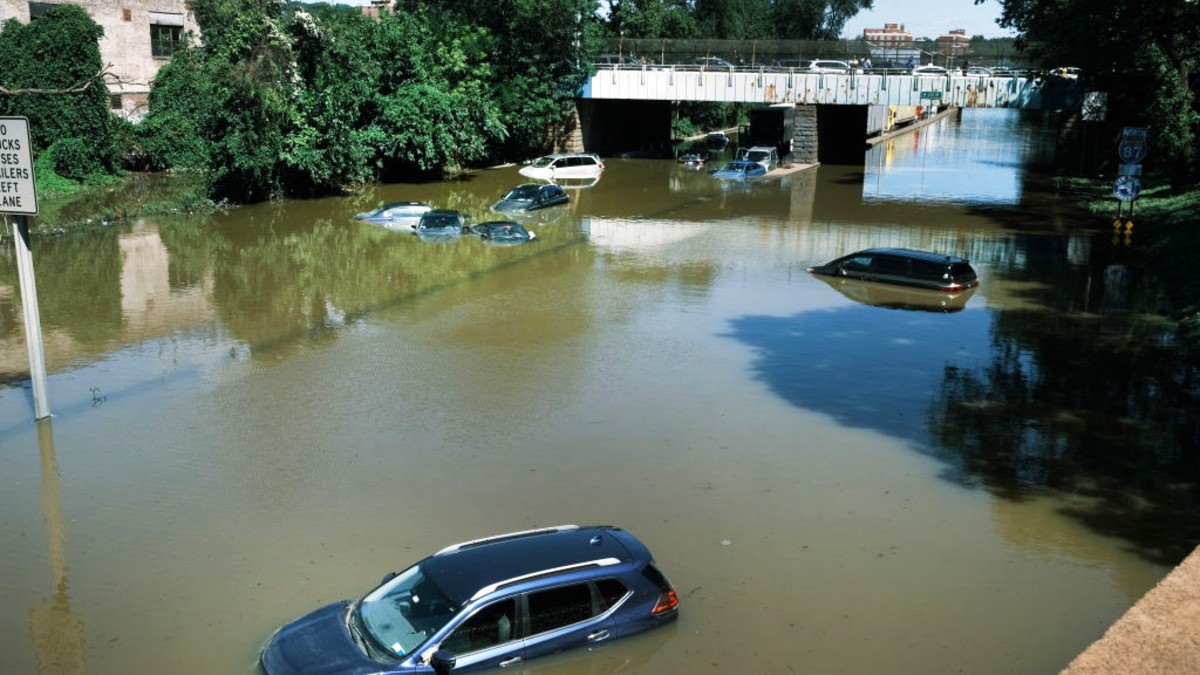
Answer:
0 109 1190 674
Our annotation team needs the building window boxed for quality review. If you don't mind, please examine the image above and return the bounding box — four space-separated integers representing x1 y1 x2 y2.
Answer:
149 12 184 58
28 2 56 18
150 24 181 57
123 8 131 21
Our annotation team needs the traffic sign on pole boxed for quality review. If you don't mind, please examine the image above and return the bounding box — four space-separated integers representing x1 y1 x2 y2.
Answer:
1113 175 1141 202
0 117 39 216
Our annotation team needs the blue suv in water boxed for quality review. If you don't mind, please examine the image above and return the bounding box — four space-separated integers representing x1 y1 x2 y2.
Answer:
260 525 680 674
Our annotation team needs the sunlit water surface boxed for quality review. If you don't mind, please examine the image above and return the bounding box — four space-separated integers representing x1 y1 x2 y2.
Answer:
1 109 1190 675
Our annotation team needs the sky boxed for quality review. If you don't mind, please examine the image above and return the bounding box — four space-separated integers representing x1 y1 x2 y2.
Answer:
841 0 1015 40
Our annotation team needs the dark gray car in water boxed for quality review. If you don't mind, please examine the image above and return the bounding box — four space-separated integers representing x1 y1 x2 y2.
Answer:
808 248 979 292
491 184 569 214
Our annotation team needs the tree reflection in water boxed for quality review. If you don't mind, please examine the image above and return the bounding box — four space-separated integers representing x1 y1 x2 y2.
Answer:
728 235 1200 567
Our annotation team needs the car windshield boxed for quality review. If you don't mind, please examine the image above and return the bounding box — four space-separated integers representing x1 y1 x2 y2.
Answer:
357 564 460 657
529 156 555 168
746 151 769 162
503 186 538 201
420 214 459 229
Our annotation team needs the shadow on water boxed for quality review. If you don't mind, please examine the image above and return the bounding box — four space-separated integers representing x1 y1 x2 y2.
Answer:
725 227 1200 566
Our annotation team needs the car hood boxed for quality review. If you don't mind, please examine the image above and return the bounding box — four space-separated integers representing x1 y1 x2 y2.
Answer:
261 602 386 675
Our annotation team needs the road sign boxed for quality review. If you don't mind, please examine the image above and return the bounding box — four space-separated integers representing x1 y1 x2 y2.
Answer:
0 117 38 215
1113 175 1141 202
920 91 943 100
1118 140 1146 164
1121 126 1148 141
1117 163 1142 176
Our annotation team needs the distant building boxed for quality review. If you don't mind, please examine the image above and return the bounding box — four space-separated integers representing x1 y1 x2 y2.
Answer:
360 0 391 19
0 0 198 121
862 23 912 49
861 23 918 65
937 29 971 62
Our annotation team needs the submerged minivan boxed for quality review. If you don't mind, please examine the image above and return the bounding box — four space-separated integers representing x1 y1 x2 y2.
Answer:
808 248 979 292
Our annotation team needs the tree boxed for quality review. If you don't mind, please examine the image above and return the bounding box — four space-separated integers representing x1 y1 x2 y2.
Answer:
773 0 874 40
0 5 119 179
985 0 1200 181
426 0 598 157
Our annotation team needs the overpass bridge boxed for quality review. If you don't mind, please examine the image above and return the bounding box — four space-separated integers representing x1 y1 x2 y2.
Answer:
572 66 1067 164
582 67 1042 109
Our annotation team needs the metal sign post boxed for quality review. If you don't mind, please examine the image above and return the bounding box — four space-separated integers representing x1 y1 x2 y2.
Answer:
1 116 50 419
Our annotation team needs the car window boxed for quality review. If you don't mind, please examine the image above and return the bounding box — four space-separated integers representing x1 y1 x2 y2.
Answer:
596 578 630 609
949 263 977 282
528 583 595 635
639 563 672 593
360 564 460 657
842 255 873 271
441 598 518 655
505 186 537 200
912 260 945 280
874 256 909 276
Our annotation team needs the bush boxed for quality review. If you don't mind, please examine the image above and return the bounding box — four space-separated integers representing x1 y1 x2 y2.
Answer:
47 137 105 180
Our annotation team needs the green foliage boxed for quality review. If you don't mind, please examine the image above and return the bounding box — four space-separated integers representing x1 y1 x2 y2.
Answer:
137 46 211 170
0 5 119 177
32 151 81 199
991 0 1200 180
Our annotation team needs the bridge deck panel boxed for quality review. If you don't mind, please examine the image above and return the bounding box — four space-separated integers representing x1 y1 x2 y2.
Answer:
583 70 1042 109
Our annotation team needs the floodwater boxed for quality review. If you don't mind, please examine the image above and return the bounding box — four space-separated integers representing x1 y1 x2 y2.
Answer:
1 108 1196 675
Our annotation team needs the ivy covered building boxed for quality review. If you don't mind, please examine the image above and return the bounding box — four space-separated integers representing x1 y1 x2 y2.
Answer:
0 0 197 119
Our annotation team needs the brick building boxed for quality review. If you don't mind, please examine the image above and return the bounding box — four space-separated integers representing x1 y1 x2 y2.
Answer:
0 0 198 120
936 28 971 63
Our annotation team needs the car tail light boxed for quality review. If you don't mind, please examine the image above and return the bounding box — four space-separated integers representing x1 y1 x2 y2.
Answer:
651 588 679 614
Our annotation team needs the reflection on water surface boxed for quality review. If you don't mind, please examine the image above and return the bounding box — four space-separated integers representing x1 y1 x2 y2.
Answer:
0 109 1196 675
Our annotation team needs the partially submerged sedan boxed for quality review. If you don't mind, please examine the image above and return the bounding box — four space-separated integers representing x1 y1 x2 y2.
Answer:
412 209 466 239
355 202 432 231
467 221 537 245
491 183 570 214
710 159 766 180
808 248 979 292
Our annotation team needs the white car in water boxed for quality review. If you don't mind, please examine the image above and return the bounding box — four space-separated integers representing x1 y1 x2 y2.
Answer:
518 153 604 181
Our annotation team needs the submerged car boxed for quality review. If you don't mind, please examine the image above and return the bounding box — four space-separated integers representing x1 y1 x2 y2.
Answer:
705 132 730 150
737 146 778 172
468 221 536 245
518 153 604 181
491 183 570 214
356 202 433 230
260 525 680 675
413 209 466 238
808 247 979 292
710 159 766 180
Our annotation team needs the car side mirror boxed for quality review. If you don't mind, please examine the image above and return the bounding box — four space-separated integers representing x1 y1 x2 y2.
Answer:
431 649 457 675
381 571 397 584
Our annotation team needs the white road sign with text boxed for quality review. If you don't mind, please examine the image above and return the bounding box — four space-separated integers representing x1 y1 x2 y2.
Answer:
0 117 39 215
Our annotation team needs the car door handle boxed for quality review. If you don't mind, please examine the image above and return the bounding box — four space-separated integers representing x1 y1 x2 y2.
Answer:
499 656 523 667
587 629 611 642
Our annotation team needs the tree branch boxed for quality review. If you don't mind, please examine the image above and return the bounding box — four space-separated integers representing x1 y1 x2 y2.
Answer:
0 62 118 96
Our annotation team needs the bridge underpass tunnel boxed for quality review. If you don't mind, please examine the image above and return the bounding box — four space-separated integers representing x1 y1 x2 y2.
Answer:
816 105 870 165
577 99 674 158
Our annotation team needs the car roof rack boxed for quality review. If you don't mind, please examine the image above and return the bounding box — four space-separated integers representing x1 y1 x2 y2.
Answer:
468 558 622 601
435 524 580 556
